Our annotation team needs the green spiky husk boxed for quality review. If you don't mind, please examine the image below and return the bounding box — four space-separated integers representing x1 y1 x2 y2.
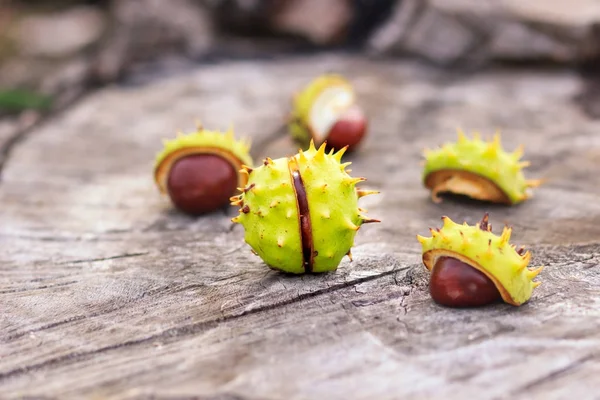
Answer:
417 216 542 306
423 132 535 204
232 142 377 274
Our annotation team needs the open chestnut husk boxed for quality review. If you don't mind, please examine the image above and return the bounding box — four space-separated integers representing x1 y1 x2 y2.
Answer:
422 130 542 205
288 74 368 152
154 125 253 215
417 213 543 307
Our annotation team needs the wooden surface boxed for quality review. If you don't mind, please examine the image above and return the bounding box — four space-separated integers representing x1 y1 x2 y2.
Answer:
1 54 599 399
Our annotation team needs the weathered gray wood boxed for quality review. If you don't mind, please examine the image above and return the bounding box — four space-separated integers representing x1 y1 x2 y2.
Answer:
367 0 600 65
1 54 599 399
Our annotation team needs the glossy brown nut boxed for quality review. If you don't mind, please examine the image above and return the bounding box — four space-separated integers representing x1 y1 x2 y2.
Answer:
167 154 238 215
430 256 501 307
325 105 367 152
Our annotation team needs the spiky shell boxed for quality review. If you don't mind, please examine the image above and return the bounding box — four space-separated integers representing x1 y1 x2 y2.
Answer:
417 215 543 306
154 125 253 194
231 141 379 274
288 74 356 147
422 130 541 205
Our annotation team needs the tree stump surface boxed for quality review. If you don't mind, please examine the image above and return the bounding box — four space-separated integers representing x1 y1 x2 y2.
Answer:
1 54 599 399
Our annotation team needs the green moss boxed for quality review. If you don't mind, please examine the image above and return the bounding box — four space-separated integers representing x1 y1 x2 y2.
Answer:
0 89 52 112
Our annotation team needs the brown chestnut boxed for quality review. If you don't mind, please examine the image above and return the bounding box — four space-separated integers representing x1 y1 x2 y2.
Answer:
153 127 253 215
325 105 367 152
430 256 501 308
166 154 238 215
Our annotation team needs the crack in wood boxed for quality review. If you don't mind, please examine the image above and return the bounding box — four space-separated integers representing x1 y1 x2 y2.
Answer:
0 280 78 294
0 114 43 182
350 290 408 308
0 267 401 381
57 252 150 265
511 353 597 394
0 233 123 243
0 92 89 184
1 282 205 342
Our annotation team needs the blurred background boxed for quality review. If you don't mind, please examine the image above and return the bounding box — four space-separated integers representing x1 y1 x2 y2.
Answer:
1 0 599 117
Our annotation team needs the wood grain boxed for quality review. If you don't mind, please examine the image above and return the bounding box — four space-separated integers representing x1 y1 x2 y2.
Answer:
1 55 599 399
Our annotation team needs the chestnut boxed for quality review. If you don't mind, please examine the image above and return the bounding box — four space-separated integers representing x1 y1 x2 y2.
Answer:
289 74 368 152
166 154 238 215
154 126 253 215
429 256 501 307
417 214 543 307
325 105 367 152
